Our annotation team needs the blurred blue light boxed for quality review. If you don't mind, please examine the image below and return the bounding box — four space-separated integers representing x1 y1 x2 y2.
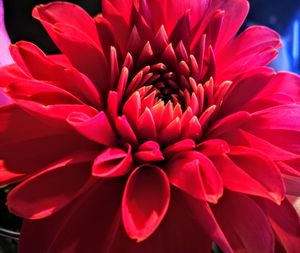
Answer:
272 10 300 73
292 19 300 69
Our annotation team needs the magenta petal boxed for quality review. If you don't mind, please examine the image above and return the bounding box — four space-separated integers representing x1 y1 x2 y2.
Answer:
92 144 133 177
0 0 12 66
212 191 275 253
122 165 170 242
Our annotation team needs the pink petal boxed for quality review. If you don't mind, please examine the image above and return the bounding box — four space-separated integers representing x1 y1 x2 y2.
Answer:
122 165 170 241
212 191 275 253
0 0 13 66
7 154 96 219
92 144 133 177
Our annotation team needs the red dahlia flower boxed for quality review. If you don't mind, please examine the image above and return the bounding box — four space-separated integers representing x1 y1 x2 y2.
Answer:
0 0 300 252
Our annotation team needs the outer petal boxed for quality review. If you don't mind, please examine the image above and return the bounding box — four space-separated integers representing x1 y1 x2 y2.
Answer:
216 26 280 81
32 2 99 42
110 189 213 253
212 191 275 253
19 180 212 253
212 0 249 51
7 154 96 219
33 3 108 89
18 179 125 253
0 0 13 66
211 146 285 204
0 104 97 179
218 68 275 116
241 105 300 156
255 198 300 253
9 41 101 106
122 165 170 241
253 72 300 103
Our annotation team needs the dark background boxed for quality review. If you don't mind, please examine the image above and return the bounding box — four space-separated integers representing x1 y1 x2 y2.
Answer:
2 0 300 54
3 0 101 54
1 0 300 252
